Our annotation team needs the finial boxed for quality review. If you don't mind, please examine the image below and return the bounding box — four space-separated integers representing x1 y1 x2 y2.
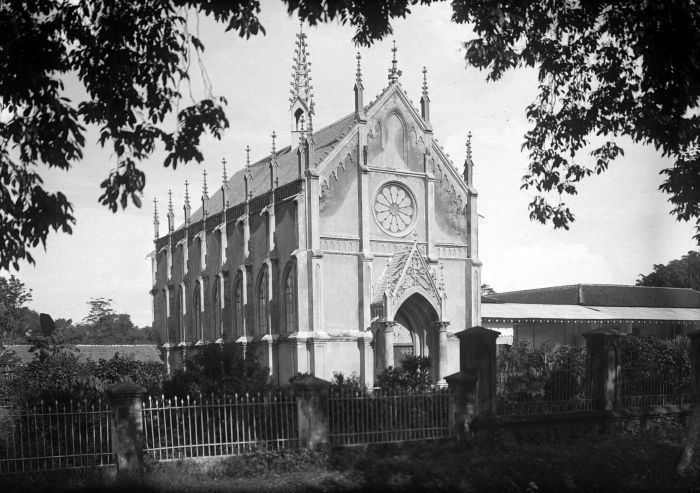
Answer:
356 51 362 83
245 145 250 168
167 189 174 234
466 131 472 161
271 131 277 156
153 197 159 238
222 157 228 184
388 40 402 82
422 66 428 95
202 169 208 199
184 180 190 204
167 189 173 215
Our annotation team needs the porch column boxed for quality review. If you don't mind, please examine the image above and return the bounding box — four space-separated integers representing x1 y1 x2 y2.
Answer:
374 320 397 376
434 321 450 382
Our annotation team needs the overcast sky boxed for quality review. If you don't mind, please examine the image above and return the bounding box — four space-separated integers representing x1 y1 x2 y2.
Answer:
11 2 697 327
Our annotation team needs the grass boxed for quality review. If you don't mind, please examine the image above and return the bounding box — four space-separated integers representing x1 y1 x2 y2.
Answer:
2 421 699 492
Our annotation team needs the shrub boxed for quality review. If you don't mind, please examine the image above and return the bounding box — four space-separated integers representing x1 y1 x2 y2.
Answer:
375 356 433 393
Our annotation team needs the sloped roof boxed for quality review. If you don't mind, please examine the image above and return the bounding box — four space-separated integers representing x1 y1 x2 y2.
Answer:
0 345 163 366
185 112 357 226
372 246 413 305
485 284 700 308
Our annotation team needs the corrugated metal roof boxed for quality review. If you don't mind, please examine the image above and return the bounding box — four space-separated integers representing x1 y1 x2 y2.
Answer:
482 303 700 322
486 284 700 308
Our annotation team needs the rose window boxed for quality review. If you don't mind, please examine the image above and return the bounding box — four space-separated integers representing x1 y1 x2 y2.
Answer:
374 183 415 236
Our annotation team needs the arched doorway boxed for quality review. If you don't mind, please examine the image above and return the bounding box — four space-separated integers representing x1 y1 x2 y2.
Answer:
393 293 440 381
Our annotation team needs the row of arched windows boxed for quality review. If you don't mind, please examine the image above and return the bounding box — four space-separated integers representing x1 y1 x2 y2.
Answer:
169 262 297 342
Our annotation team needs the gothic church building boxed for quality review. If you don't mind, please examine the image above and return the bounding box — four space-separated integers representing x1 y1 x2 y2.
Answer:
151 29 481 386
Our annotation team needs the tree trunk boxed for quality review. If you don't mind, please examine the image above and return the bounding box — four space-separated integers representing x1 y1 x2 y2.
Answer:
678 409 700 478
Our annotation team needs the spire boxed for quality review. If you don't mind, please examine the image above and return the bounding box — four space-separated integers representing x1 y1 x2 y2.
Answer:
184 180 191 226
420 66 430 124
464 131 474 184
290 22 314 142
153 197 159 239
167 189 174 234
354 51 365 121
201 169 208 219
221 157 230 209
269 131 278 190
244 145 253 200
388 40 402 83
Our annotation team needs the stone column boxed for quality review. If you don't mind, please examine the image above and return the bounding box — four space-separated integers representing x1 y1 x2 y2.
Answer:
445 368 478 440
456 326 499 414
106 382 146 478
583 327 624 411
357 333 374 388
374 321 396 377
290 374 330 450
434 321 450 382
688 331 700 394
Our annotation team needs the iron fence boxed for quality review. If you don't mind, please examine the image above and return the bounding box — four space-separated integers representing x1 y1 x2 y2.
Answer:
619 365 699 407
0 400 113 474
142 392 298 461
496 346 594 416
327 388 451 446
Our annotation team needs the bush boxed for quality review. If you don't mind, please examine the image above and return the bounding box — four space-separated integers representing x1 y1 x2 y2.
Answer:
162 342 271 399
375 356 433 393
619 335 691 395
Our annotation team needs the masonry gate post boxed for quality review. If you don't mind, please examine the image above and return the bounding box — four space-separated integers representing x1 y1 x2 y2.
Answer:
106 382 146 477
445 368 478 440
456 326 499 414
290 374 330 450
583 328 624 411
688 330 700 394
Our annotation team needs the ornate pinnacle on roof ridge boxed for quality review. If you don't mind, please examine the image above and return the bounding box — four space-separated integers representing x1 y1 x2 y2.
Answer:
202 169 209 200
167 189 173 215
167 189 174 234
184 180 190 205
271 131 277 156
222 158 229 186
356 51 363 84
289 22 314 115
245 145 250 168
153 197 159 238
422 66 428 96
466 131 473 161
388 40 402 82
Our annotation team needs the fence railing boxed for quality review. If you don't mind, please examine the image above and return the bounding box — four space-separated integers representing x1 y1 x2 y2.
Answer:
496 347 594 416
619 365 699 407
327 388 451 446
142 392 298 461
0 400 112 474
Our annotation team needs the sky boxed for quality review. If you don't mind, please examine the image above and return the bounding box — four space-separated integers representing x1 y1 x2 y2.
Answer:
10 2 698 327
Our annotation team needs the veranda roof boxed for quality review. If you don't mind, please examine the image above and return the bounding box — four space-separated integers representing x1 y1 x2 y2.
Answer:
481 303 700 324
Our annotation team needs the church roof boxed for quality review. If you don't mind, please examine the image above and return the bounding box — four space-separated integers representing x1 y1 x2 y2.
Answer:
372 245 413 305
184 111 357 227
484 284 700 308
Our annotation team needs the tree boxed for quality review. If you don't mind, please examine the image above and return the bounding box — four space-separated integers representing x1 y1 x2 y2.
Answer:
3 1 699 271
0 275 33 347
481 284 496 297
636 250 700 290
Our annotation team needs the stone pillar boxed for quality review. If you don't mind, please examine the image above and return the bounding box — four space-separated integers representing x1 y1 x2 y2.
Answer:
374 320 396 377
456 326 498 414
583 328 623 411
290 374 330 450
434 321 450 382
445 368 478 440
688 331 700 394
357 333 374 388
106 382 146 477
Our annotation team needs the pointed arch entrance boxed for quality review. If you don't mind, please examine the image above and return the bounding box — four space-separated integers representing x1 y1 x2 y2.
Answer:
393 293 439 367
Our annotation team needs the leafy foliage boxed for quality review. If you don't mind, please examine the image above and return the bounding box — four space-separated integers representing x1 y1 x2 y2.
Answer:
619 335 691 396
636 250 700 290
162 342 271 398
0 275 33 347
375 355 433 393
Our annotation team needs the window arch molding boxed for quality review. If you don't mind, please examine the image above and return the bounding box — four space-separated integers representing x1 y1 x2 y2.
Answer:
282 261 297 333
193 278 204 342
232 272 245 339
256 266 270 336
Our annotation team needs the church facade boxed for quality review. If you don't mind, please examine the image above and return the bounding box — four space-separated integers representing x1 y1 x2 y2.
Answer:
150 29 481 387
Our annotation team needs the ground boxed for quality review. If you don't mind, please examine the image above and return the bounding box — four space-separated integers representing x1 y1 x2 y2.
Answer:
2 422 699 492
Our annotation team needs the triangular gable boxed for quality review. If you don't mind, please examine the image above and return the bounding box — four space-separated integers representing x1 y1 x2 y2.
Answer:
371 242 443 320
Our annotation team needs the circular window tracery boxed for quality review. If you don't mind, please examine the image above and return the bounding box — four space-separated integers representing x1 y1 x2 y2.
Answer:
373 182 417 236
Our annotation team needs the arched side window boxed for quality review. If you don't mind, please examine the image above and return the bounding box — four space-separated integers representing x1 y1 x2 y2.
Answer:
193 280 202 342
256 268 269 336
213 277 221 340
176 285 184 342
283 263 296 333
233 274 244 338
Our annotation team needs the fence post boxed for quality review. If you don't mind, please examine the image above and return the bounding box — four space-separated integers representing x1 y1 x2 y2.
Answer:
106 382 146 477
290 374 330 450
445 368 478 440
583 328 623 411
688 331 700 394
456 326 499 414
